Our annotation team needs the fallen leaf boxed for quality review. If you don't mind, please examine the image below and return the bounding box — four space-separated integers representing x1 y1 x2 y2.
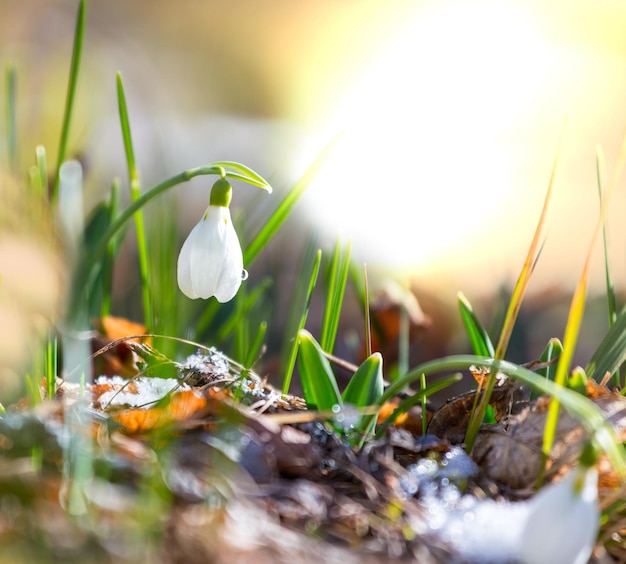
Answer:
111 390 207 433
427 382 526 445
100 315 150 344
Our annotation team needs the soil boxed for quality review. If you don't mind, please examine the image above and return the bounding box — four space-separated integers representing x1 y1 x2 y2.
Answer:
1 334 625 563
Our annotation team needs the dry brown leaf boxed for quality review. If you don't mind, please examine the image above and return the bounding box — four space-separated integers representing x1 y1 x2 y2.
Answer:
111 390 208 433
100 315 150 344
472 382 626 491
427 382 526 445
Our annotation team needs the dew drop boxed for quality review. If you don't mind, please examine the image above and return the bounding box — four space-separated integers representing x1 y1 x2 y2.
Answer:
241 269 249 281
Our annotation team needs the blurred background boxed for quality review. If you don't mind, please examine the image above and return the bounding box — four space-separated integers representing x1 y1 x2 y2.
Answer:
3 0 626 390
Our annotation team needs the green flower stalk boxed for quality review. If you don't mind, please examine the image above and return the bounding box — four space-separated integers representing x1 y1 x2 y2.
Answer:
177 178 245 302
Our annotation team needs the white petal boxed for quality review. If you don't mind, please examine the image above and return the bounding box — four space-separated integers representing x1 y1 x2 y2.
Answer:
213 208 243 302
177 211 210 299
177 206 244 301
189 208 224 299
520 467 599 564
177 222 200 299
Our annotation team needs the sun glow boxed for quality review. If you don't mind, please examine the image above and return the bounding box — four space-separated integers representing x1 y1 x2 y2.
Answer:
303 1 562 286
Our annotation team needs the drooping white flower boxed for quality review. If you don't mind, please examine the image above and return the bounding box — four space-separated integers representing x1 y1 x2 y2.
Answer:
58 160 84 250
177 179 244 302
520 465 599 564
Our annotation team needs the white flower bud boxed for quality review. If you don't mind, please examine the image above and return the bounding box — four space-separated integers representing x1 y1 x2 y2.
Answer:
520 466 599 564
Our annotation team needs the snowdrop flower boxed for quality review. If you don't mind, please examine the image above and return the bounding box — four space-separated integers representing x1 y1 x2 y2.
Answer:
58 160 84 252
177 178 244 302
520 462 599 564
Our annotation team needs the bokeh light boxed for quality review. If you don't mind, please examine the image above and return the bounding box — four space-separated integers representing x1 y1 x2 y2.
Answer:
299 1 626 295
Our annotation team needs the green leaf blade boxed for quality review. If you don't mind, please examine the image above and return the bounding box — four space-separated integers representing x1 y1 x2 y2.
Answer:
342 352 384 408
530 337 563 400
52 0 86 205
116 71 151 330
297 330 341 411
116 72 137 180
341 352 384 445
5 63 17 172
320 238 351 354
457 292 494 357
587 305 626 381
282 249 322 394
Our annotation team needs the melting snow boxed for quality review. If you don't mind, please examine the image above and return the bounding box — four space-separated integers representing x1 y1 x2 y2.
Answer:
182 349 230 376
429 494 529 562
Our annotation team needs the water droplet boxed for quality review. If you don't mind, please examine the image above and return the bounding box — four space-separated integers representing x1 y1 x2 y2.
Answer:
241 269 249 281
331 404 360 432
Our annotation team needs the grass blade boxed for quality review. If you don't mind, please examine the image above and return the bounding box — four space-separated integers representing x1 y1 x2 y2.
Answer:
542 257 587 457
320 238 341 351
244 321 267 369
35 145 48 199
297 329 342 411
116 73 137 175
52 0 86 205
397 283 411 380
29 145 48 198
363 264 372 359
282 249 322 394
234 286 249 362
45 333 58 400
5 63 17 172
596 145 620 387
458 291 495 357
117 72 152 331
216 278 272 342
100 179 120 318
329 238 352 352
420 373 428 435
530 337 563 400
587 305 626 383
320 238 351 353
596 145 617 331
